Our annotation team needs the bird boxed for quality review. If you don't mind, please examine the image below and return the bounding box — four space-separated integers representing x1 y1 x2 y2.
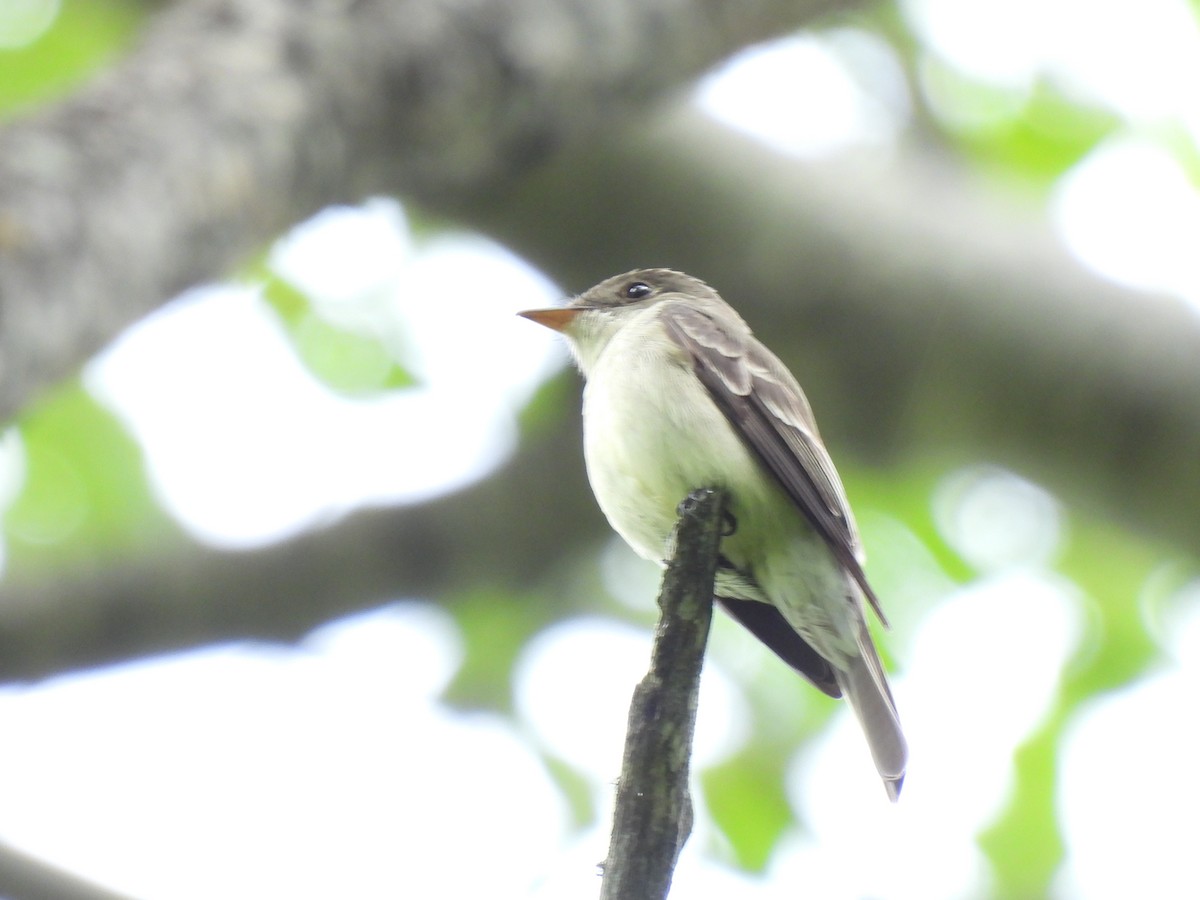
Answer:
519 268 906 800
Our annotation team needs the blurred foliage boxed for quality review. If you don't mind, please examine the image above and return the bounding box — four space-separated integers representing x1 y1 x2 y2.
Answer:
2 381 174 574
0 3 171 577
703 745 798 871
440 586 602 829
701 608 844 866
538 750 599 831
1 3 1198 899
440 587 558 714
976 514 1181 896
1058 519 1168 696
0 0 144 117
252 262 418 396
852 461 972 587
919 62 1123 186
516 367 579 442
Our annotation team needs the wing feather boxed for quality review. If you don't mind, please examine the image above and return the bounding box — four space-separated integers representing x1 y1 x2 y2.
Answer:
715 595 842 697
661 302 889 626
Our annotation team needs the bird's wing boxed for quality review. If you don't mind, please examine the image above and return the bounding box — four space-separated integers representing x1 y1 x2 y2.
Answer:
715 594 842 697
661 301 888 626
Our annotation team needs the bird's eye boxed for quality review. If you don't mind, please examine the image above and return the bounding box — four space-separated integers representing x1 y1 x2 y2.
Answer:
624 282 652 299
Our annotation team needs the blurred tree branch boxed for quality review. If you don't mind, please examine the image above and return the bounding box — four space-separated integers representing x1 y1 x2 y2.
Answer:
466 107 1200 546
0 0 846 421
0 839 134 900
0 0 1197 681
0 387 603 680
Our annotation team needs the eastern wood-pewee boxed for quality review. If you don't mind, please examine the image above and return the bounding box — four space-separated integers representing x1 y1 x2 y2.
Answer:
519 268 906 800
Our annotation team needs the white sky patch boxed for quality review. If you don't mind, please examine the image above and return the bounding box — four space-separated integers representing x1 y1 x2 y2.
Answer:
1055 596 1200 898
784 572 1080 899
902 0 1200 137
598 535 665 612
0 428 26 575
934 465 1064 573
1052 137 1200 305
86 214 564 548
695 31 910 158
513 617 748 778
901 0 1048 90
269 198 413 321
0 0 59 49
1048 0 1200 134
0 604 571 899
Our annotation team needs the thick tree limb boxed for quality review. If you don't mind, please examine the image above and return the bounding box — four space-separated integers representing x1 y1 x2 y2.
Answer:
0 387 602 681
0 840 133 900
0 0 849 422
465 108 1200 547
601 489 725 900
0 0 1193 542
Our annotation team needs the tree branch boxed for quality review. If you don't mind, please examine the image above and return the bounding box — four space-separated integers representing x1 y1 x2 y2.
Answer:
0 840 134 900
4 0 1195 543
0 387 603 681
0 0 851 421
601 488 726 900
463 107 1200 547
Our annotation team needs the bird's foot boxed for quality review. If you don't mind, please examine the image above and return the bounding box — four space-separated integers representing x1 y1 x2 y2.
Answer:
677 489 736 536
677 488 715 517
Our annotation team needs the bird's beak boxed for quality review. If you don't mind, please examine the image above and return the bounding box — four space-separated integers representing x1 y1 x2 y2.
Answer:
518 307 582 333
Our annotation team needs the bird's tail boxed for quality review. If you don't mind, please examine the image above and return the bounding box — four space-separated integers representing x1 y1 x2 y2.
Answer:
836 627 907 801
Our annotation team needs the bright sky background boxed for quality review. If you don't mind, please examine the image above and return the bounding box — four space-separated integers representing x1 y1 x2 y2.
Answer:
2 1 1200 897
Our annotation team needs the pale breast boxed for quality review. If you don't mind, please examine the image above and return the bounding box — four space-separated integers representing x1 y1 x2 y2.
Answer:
580 314 769 564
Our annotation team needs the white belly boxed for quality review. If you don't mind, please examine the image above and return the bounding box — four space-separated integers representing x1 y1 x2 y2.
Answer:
580 315 774 566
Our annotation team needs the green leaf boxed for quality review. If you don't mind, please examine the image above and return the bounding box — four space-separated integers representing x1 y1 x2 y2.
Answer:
538 751 597 830
257 271 418 396
926 64 1122 185
978 513 1171 896
702 746 794 872
291 313 414 394
977 719 1065 898
4 380 172 571
0 0 144 116
516 368 576 442
258 265 310 325
846 460 974 589
440 589 556 714
1058 518 1164 698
